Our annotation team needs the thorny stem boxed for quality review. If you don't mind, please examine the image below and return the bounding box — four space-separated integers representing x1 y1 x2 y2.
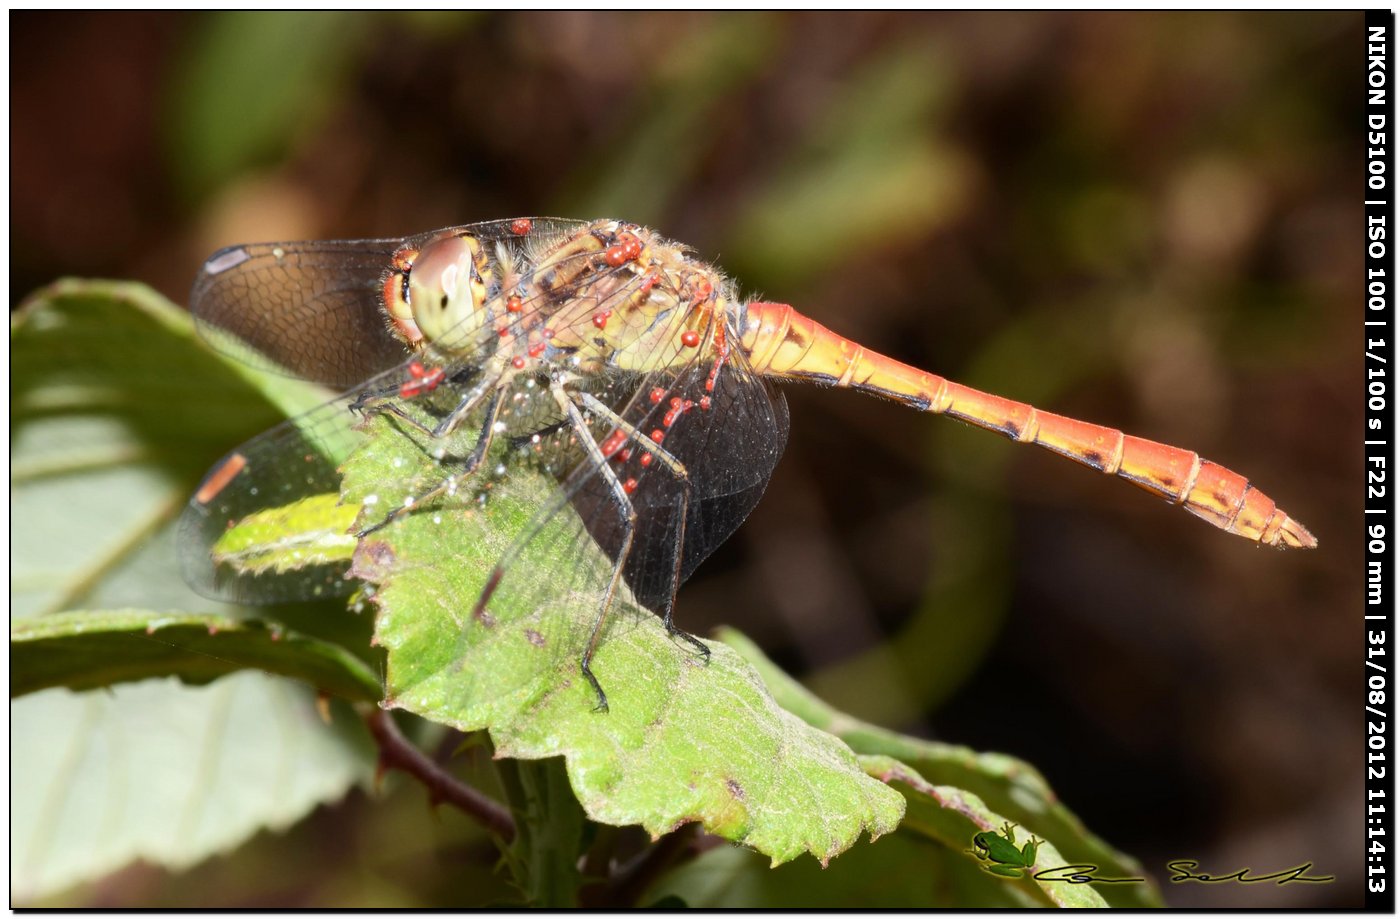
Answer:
365 711 717 906
363 707 516 843
581 824 726 908
496 757 585 907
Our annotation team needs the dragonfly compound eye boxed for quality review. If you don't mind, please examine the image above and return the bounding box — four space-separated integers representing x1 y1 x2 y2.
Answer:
383 246 422 345
408 235 489 352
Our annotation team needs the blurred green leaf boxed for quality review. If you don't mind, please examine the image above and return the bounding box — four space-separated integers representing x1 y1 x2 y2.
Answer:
561 14 780 223
11 279 356 623
13 280 280 615
12 675 370 902
393 10 479 37
728 38 972 289
650 826 1039 908
12 609 382 702
11 281 372 900
167 11 368 197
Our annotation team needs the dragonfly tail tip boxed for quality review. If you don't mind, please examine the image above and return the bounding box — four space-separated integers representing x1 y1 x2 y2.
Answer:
1276 515 1318 550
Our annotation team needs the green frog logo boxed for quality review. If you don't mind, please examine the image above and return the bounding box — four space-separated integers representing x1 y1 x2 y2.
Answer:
969 822 1041 878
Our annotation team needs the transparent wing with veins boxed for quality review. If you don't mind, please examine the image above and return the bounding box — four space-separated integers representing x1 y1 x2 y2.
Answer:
439 304 788 708
180 219 597 603
188 218 592 387
191 238 410 388
179 217 791 664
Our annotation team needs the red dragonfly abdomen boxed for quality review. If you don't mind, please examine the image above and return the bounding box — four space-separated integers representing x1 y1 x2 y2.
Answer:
739 301 1316 549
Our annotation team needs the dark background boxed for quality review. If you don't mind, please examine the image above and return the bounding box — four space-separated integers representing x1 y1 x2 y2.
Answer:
12 11 1361 907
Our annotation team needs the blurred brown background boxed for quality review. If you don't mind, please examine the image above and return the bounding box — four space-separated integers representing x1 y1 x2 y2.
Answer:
12 11 1361 907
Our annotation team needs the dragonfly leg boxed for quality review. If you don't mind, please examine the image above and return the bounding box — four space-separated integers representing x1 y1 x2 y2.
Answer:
556 382 641 713
355 373 494 441
351 377 445 435
347 376 405 417
659 488 709 662
355 399 434 435
572 391 685 473
356 388 504 537
430 376 498 439
570 391 708 663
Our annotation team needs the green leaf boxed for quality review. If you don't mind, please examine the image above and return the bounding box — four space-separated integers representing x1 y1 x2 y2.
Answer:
213 494 361 576
863 756 1109 908
12 676 370 901
720 627 1162 907
649 826 1040 908
11 609 382 703
11 280 373 899
344 414 904 867
12 281 283 620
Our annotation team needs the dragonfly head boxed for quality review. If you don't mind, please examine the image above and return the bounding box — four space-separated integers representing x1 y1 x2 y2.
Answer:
384 235 489 353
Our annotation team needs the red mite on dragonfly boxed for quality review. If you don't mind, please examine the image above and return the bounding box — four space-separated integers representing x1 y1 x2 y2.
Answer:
181 218 1316 711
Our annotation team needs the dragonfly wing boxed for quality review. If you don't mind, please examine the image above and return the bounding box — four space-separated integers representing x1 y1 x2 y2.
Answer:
191 219 596 388
177 369 398 604
669 344 790 587
191 239 411 388
562 322 790 614
181 218 601 604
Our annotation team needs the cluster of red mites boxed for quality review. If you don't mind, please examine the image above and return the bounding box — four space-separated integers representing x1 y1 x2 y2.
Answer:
399 360 445 398
661 395 695 428
600 428 628 457
603 232 644 267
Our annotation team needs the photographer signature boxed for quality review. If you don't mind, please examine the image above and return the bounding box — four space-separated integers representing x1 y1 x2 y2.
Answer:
1011 861 1332 886
1165 860 1335 885
968 825 1333 886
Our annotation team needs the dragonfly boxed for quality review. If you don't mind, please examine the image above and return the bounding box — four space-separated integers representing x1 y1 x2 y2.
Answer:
180 217 1316 711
